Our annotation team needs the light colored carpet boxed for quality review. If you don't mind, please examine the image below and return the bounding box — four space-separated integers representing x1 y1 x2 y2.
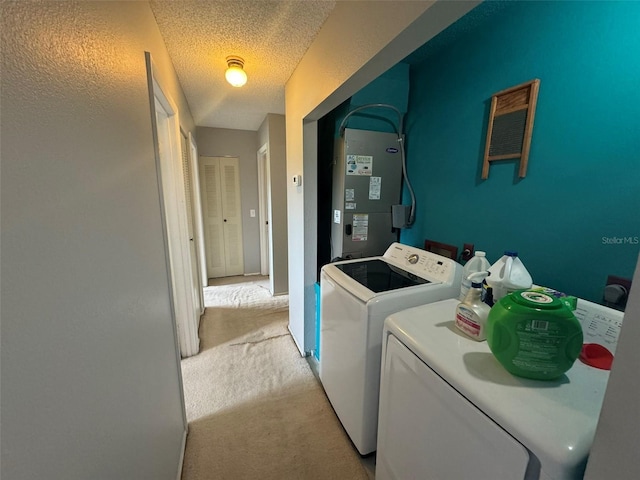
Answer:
180 276 369 480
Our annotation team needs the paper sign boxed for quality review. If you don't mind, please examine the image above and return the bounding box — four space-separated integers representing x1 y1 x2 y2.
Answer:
574 299 624 353
333 209 341 224
345 202 356 210
345 189 355 201
352 214 369 241
369 176 381 200
346 155 373 176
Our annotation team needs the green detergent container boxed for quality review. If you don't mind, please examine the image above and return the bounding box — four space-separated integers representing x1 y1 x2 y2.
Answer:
486 290 583 380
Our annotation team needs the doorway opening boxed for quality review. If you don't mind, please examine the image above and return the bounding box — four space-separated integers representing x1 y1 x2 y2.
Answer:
257 144 272 280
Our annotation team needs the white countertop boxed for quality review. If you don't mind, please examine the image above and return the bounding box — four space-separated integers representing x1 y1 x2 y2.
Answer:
385 298 611 479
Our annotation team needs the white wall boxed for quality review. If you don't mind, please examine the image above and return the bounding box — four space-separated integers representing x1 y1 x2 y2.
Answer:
0 2 193 479
284 0 480 354
258 114 289 295
196 127 260 275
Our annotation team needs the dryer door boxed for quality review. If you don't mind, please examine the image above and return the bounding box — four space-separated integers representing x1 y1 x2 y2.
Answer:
377 334 531 480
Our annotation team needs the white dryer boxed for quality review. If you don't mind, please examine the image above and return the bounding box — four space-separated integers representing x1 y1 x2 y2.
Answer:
377 298 613 480
319 242 462 455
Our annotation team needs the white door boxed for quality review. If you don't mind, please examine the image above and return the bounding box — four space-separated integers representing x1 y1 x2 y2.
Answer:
189 133 208 293
200 156 244 278
180 132 203 316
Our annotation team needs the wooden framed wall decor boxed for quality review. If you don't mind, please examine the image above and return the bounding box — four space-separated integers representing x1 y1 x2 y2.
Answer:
424 239 458 260
482 79 540 179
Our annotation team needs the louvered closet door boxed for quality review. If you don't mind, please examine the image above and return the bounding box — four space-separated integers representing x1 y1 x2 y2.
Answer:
219 158 244 276
199 156 244 278
181 132 202 317
201 158 226 278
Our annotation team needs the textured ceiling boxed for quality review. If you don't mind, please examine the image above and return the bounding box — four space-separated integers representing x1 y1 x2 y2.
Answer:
149 0 337 131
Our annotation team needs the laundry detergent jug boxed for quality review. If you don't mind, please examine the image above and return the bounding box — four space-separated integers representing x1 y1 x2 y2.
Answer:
486 290 583 380
486 251 532 302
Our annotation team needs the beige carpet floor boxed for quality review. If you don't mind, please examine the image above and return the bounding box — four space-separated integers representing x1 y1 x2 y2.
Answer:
180 276 370 480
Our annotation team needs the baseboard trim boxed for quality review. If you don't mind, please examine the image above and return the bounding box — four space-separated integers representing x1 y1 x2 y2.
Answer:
287 324 310 357
176 428 187 480
243 272 262 276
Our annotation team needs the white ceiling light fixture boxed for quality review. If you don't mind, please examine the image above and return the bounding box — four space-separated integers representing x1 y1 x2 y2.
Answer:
225 56 247 87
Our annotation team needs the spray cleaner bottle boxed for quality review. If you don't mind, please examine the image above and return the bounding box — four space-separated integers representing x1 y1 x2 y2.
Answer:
455 271 491 341
459 251 491 300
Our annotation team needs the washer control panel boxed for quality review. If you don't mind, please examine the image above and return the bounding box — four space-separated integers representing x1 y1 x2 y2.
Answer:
384 242 460 283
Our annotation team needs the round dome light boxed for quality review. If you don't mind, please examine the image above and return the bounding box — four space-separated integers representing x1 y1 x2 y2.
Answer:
225 56 247 87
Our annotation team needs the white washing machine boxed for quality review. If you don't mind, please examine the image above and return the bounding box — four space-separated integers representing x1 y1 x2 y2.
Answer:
319 242 462 455
377 298 613 480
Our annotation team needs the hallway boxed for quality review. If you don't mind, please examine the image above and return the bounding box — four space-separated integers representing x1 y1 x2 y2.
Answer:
180 276 371 479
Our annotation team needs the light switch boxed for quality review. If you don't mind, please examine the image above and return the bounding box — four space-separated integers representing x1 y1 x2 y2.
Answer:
250 209 256 218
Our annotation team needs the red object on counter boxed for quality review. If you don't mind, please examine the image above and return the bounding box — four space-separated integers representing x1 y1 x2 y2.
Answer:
579 343 614 370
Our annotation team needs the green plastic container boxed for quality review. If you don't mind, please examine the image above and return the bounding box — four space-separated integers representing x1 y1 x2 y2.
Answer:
486 290 583 380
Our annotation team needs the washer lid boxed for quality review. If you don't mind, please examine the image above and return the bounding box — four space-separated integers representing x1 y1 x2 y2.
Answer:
335 259 430 293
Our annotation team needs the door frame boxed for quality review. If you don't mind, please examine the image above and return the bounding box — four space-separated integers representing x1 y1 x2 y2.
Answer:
257 143 271 277
144 53 189 459
145 52 199 359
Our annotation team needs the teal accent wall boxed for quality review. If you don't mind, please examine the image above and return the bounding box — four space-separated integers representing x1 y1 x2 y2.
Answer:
350 63 410 112
335 63 410 134
400 0 640 302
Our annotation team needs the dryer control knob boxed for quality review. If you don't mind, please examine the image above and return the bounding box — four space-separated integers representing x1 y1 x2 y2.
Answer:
408 254 419 264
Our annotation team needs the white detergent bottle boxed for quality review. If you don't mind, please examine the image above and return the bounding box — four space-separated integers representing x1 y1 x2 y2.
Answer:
455 272 491 341
459 251 491 300
486 251 532 302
